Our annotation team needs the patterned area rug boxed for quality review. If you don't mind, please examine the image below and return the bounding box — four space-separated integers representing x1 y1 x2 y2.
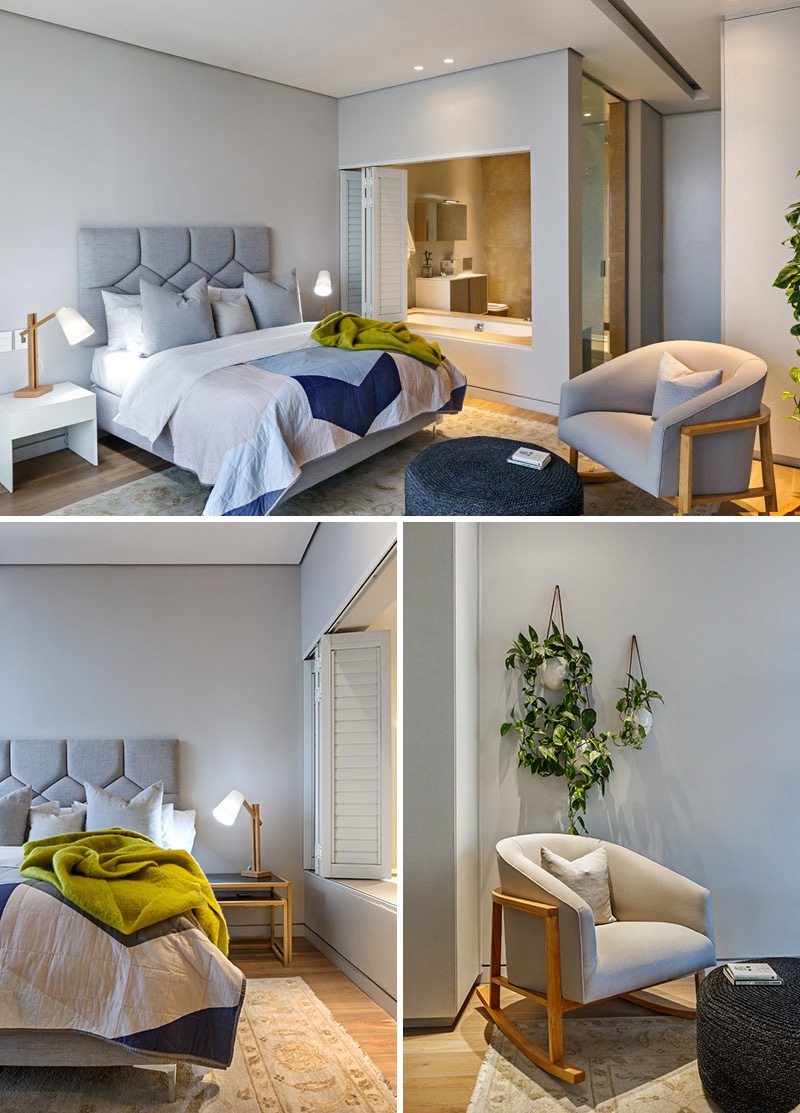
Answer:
49 406 716 516
0 977 396 1112
467 1017 723 1112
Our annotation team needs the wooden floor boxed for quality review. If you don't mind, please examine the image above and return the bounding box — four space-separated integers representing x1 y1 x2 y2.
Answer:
0 396 796 515
230 936 397 1087
403 975 696 1113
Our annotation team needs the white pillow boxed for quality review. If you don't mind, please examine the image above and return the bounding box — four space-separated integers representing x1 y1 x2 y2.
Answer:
101 290 144 354
208 286 257 338
651 351 723 420
161 803 176 848
28 802 87 841
85 781 164 844
540 845 616 925
170 809 197 854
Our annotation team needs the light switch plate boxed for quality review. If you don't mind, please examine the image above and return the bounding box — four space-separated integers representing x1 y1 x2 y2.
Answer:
14 330 28 350
0 331 12 353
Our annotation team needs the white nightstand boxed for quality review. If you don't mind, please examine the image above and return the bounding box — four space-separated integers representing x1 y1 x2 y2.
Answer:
0 382 98 493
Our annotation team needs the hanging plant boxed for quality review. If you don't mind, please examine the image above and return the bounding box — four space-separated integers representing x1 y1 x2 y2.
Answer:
613 635 664 750
500 587 614 835
773 171 800 426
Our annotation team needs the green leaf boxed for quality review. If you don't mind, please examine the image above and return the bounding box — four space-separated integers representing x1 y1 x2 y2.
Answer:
500 722 511 737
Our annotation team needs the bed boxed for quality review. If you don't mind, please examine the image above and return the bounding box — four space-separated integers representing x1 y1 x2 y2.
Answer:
0 738 243 1103
78 226 466 515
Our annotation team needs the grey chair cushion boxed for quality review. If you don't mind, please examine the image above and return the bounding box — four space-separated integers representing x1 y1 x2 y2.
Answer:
0 784 32 844
208 286 257 337
243 269 302 329
652 352 724 420
85 780 164 843
140 278 216 356
590 920 716 1002
541 845 616 924
559 411 657 494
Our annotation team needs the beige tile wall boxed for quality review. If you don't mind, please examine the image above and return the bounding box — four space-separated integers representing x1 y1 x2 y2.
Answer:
481 152 532 319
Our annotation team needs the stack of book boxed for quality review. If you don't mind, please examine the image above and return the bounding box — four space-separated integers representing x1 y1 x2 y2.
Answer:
723 961 783 986
507 446 551 471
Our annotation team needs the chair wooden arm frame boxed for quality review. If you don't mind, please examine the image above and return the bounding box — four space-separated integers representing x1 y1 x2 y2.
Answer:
568 405 778 516
475 888 705 1085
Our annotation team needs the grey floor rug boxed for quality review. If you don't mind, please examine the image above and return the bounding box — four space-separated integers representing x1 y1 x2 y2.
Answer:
0 977 396 1112
49 406 716 517
468 1017 723 1112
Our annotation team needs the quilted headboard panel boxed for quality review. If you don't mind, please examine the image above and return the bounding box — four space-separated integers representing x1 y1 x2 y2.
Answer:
0 739 179 807
78 225 271 346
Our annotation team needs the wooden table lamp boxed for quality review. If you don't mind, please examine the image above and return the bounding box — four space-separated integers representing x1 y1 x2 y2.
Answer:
16 306 94 398
213 790 270 879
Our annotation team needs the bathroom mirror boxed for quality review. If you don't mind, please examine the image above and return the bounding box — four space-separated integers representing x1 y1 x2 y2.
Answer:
414 201 467 242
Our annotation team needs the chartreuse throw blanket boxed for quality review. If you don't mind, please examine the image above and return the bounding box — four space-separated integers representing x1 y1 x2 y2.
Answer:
311 311 443 367
20 828 229 954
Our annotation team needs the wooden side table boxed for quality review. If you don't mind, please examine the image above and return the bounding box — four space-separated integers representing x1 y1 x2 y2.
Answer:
0 382 98 493
207 872 292 965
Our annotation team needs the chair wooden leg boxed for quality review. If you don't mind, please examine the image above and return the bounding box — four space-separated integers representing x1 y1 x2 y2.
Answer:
678 430 694 515
758 419 778 514
488 899 502 1010
569 446 579 470
619 990 697 1019
544 914 564 1064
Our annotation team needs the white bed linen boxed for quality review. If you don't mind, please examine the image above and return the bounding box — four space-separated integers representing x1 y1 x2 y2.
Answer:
0 848 22 868
90 346 146 397
114 323 317 442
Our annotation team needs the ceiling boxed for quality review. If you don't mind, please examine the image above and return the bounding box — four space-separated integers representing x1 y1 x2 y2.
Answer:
0 0 781 114
0 522 317 564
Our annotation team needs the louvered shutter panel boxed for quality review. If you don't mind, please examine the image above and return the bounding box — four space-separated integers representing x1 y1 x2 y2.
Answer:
319 630 391 879
339 170 364 315
363 166 408 322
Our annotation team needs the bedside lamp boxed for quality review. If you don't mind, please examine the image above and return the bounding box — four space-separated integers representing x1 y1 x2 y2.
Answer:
213 790 270 879
314 269 333 318
16 306 94 398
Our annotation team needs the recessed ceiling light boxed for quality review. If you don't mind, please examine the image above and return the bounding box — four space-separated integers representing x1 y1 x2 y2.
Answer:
443 58 454 64
414 65 424 71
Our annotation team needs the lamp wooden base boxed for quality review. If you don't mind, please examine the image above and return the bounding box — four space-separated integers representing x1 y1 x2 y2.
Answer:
241 869 271 879
14 384 53 398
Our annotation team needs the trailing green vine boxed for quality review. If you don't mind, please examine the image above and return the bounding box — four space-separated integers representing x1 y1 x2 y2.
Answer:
614 674 664 749
774 171 800 424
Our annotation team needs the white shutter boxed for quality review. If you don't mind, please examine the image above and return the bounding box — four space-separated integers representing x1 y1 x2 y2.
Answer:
363 166 408 322
339 170 364 315
319 630 391 879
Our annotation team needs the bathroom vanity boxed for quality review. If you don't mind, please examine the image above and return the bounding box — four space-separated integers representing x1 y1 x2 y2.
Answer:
415 274 488 315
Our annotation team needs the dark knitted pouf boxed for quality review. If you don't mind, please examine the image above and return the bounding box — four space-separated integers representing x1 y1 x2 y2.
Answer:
404 437 583 516
697 959 800 1113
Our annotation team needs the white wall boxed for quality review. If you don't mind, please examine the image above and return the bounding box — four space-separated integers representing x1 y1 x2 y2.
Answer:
478 521 800 962
628 100 664 349
300 521 396 656
0 12 338 397
339 51 584 412
663 112 722 343
723 6 800 463
0 564 304 921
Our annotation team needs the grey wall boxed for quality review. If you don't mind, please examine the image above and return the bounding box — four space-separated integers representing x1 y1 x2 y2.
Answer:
300 522 396 657
723 6 800 463
404 523 480 1025
338 51 584 413
0 12 338 396
0 564 304 920
663 112 722 343
628 100 664 349
478 522 800 962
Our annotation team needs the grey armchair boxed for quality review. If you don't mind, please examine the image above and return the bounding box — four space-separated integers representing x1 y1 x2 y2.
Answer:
477 834 716 1084
558 341 777 514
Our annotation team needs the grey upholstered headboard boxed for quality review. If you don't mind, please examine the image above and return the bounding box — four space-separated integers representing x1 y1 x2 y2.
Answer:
0 739 179 807
78 225 271 346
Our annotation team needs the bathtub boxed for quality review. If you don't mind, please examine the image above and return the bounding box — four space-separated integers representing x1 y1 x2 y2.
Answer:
408 309 532 343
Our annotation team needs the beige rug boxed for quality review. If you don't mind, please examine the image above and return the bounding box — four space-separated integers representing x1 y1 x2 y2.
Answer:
0 977 396 1112
467 1017 724 1112
49 406 716 516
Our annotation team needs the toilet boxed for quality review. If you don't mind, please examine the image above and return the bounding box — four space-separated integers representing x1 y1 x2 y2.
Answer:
486 302 509 316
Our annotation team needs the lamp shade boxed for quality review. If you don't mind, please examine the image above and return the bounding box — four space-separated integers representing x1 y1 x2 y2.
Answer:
314 270 333 298
213 790 245 826
56 306 94 345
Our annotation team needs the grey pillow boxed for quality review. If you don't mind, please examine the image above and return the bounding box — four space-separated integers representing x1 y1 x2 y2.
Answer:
540 845 616 925
140 278 216 357
0 785 32 844
652 351 723 420
243 269 303 329
208 286 257 337
85 781 164 843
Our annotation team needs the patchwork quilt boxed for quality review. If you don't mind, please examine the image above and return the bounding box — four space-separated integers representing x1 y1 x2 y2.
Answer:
0 877 245 1067
112 323 466 516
